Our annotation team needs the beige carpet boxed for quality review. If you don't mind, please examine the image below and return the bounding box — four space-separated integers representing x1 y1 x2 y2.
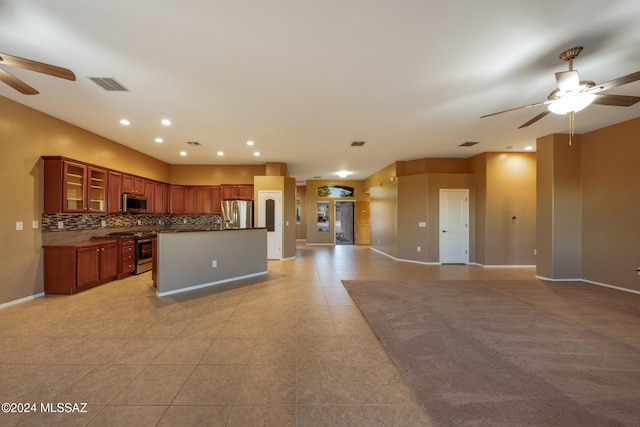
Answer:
343 279 640 427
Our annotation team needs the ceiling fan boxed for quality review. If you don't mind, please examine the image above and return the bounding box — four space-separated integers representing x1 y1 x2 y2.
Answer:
481 46 640 139
0 52 76 95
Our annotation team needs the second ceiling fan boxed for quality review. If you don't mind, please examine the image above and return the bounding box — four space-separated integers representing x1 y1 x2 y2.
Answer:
481 46 640 130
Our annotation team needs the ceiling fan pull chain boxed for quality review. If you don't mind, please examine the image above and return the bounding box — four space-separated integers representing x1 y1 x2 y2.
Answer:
569 112 574 146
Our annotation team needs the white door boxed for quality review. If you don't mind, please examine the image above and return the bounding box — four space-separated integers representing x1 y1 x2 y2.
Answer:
439 189 469 264
258 191 282 260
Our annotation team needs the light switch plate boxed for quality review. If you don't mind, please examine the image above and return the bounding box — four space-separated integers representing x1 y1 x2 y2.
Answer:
418 221 426 228
32 220 39 229
16 221 23 231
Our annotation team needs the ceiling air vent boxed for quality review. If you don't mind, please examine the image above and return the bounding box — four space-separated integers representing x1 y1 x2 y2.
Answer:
88 77 130 92
459 141 479 147
351 141 366 146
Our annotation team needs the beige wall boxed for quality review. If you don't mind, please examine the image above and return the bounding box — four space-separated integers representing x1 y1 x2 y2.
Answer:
170 164 265 186
364 163 398 255
483 152 536 266
581 118 640 291
536 134 582 279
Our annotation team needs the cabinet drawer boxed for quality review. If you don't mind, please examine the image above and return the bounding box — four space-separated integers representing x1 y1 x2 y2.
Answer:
122 261 135 273
122 245 135 254
122 252 134 262
121 238 135 246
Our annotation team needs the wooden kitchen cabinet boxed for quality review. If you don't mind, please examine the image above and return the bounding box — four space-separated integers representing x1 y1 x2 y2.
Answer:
122 174 145 194
108 170 122 213
43 239 119 294
211 186 222 214
154 182 170 214
118 237 135 278
144 180 155 213
221 184 253 200
170 185 186 214
195 186 212 214
43 157 108 214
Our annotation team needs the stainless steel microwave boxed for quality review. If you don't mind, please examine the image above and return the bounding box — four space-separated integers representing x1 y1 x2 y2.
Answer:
122 194 148 213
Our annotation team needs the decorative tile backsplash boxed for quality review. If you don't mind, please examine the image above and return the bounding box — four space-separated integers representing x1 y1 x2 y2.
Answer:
41 213 221 232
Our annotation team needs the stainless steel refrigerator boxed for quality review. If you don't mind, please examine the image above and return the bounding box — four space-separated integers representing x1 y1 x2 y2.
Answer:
221 200 253 229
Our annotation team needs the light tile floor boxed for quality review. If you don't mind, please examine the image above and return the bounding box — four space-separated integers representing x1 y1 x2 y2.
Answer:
0 243 534 426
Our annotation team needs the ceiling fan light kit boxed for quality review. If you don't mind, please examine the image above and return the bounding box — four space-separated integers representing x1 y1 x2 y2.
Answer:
481 46 640 132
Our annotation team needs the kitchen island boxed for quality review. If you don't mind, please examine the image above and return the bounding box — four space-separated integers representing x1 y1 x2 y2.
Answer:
153 228 267 296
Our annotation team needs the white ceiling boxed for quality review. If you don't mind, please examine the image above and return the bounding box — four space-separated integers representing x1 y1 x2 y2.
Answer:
2 0 640 182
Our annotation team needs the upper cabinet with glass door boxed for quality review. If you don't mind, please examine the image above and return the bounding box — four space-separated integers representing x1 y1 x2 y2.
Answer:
43 157 108 214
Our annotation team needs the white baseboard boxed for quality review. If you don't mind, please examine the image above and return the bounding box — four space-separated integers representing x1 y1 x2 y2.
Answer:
0 292 45 310
157 271 268 297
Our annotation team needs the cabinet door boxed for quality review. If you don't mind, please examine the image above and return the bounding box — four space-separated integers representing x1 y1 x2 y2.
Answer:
144 180 155 213
154 182 165 213
221 185 238 200
237 185 254 200
100 243 119 279
108 171 122 213
195 187 211 214
211 186 222 215
185 187 196 214
76 246 100 288
88 167 108 213
64 161 87 212
122 174 135 194
170 185 185 214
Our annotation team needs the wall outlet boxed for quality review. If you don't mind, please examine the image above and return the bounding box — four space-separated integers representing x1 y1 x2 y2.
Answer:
57 221 64 229
211 260 217 268
101 220 106 227
534 249 537 255
417 246 421 252
137 220 141 225
183 218 187 224
32 220 39 229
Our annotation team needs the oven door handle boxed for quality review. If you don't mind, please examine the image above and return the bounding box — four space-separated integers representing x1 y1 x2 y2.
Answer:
137 238 152 244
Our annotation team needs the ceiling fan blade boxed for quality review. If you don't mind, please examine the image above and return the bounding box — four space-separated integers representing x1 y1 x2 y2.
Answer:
518 110 551 129
0 52 76 81
480 100 547 119
592 93 640 107
589 70 640 94
556 70 580 92
0 68 39 94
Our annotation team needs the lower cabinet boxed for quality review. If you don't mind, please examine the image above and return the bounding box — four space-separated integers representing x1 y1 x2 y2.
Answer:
43 239 119 294
118 237 136 278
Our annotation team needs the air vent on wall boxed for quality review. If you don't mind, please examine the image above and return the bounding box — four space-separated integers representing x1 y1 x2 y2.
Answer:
351 141 366 146
186 141 201 146
459 141 479 147
87 77 130 91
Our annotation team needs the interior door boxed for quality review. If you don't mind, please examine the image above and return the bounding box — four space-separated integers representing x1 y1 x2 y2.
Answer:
355 201 370 245
258 191 282 260
439 189 469 264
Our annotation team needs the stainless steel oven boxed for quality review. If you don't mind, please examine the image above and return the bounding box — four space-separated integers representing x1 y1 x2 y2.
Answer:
135 238 153 274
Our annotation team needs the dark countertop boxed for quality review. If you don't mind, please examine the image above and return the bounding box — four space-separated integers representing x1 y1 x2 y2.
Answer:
158 227 266 233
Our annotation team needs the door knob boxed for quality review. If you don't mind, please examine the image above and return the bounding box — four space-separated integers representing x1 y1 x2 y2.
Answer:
442 230 448 233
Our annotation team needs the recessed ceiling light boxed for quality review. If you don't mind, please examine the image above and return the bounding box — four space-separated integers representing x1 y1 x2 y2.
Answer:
155 137 163 143
161 119 171 126
253 151 260 156
337 171 351 178
179 151 187 156
247 140 254 146
120 119 130 126
524 146 534 151
217 151 224 156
